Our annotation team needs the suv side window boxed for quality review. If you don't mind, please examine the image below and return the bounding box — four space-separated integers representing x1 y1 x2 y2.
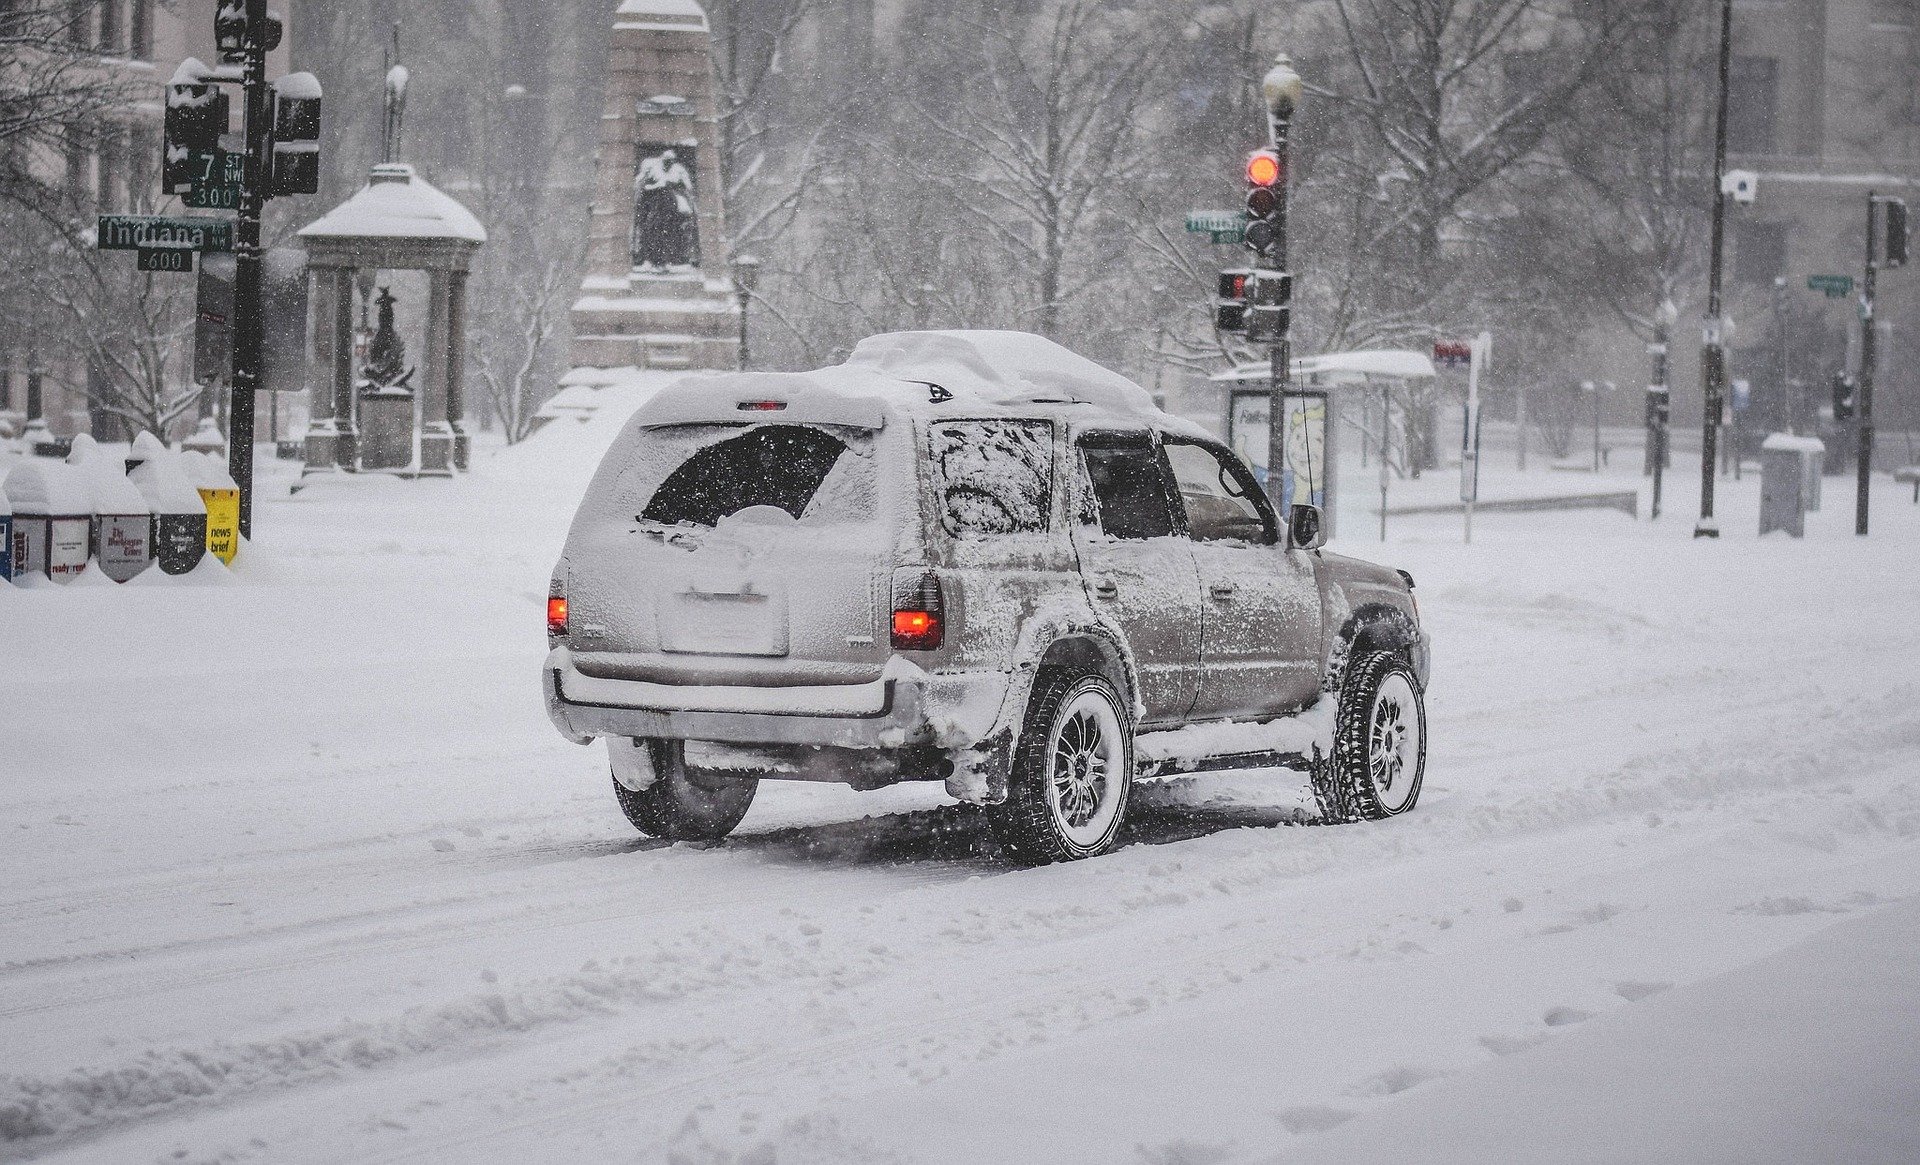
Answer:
1163 438 1277 544
1079 433 1178 540
929 420 1053 537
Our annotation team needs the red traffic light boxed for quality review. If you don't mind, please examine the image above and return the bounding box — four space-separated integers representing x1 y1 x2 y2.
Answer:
1246 150 1283 187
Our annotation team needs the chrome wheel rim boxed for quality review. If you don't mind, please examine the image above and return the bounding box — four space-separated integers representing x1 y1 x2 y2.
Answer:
1368 672 1421 813
1046 688 1125 847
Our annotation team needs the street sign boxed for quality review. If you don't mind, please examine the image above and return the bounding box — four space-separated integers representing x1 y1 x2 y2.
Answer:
1186 209 1247 243
1433 340 1473 368
97 215 233 254
137 245 195 273
183 151 243 210
1808 274 1854 298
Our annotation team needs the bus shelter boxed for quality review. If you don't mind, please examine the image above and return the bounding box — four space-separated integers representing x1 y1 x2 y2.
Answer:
1209 350 1437 541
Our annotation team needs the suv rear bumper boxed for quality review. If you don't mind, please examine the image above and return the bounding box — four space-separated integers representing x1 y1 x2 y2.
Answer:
544 646 1000 750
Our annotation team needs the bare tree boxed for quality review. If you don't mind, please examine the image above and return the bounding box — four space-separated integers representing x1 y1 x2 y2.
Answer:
0 1 137 212
474 256 567 445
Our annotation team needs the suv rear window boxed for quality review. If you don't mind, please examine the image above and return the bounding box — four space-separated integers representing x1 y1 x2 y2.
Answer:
640 425 855 527
929 420 1053 537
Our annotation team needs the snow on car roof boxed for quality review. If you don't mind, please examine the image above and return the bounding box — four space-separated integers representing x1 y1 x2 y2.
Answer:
629 330 1200 434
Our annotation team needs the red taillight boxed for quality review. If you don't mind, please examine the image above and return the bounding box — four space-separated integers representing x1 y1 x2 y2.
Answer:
736 400 788 412
891 572 944 650
547 596 568 637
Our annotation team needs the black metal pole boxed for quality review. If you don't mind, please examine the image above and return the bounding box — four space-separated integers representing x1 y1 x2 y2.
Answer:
228 0 270 541
737 287 750 371
1649 326 1669 520
1263 112 1292 523
1697 0 1733 538
1859 194 1879 536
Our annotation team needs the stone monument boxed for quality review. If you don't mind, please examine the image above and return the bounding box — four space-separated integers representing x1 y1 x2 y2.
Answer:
570 0 738 372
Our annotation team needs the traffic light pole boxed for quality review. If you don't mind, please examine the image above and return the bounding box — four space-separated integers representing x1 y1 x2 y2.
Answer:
228 0 271 542
1263 114 1292 524
1696 0 1733 539
1858 193 1878 537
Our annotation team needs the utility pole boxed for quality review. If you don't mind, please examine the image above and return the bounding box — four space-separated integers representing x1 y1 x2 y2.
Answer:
1646 300 1675 521
1858 193 1910 535
1696 0 1734 538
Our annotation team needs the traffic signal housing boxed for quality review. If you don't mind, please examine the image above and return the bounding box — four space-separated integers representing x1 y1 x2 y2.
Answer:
163 81 228 194
1884 197 1909 268
1245 270 1291 344
269 73 323 196
1215 268 1251 332
1832 372 1857 423
1244 149 1283 257
216 4 282 64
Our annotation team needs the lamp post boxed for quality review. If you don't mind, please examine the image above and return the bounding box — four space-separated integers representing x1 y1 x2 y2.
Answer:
1647 297 1677 520
1696 0 1735 538
731 253 760 371
1259 53 1303 523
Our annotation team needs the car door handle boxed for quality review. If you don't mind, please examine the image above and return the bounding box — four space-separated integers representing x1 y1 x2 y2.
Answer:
1210 583 1238 599
1093 580 1119 600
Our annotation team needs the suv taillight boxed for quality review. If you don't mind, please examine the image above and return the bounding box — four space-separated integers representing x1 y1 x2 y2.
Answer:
547 595 569 638
891 571 944 651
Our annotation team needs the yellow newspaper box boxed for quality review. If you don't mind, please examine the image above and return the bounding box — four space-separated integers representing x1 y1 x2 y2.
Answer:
184 451 240 565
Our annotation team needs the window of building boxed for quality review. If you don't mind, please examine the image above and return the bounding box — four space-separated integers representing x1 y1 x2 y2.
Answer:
0 369 12 412
65 127 93 205
98 0 121 52
1734 221 1789 285
131 0 152 59
1728 56 1779 155
65 0 91 47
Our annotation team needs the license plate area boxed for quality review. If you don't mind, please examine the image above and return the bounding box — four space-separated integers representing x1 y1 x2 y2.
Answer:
658 590 789 657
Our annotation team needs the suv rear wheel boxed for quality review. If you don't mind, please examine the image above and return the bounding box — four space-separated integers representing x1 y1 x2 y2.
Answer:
613 740 758 841
987 669 1133 864
1313 651 1426 823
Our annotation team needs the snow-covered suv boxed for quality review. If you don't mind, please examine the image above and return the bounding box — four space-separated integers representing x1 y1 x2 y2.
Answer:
544 331 1430 863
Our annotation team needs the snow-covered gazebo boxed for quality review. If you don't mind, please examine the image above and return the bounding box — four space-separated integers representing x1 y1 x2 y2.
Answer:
297 161 487 477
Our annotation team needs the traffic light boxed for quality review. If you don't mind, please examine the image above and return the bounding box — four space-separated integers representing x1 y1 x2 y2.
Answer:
1884 197 1908 268
1832 372 1857 423
269 72 323 196
1243 149 1283 257
1215 268 1250 332
1245 270 1291 344
215 4 283 64
163 81 228 193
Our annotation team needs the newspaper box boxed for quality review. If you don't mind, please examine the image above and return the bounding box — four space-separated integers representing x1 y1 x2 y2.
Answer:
67 435 152 582
126 432 208 575
183 452 240 564
4 459 93 582
1760 434 1825 539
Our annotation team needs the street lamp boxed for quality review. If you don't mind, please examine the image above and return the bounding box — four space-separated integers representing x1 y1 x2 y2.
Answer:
1696 0 1735 538
731 253 760 371
1646 297 1677 520
1259 53 1303 523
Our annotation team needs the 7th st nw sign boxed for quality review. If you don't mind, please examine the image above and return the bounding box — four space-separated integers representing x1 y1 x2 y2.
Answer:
96 215 234 254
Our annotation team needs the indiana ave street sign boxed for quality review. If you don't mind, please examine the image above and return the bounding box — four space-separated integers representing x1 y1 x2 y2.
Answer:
1186 209 1248 243
97 215 233 254
1808 274 1854 298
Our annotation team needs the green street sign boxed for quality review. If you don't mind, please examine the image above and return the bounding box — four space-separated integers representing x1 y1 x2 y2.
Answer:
1186 209 1248 235
183 150 243 210
1207 228 1246 245
97 215 233 254
1807 274 1854 298
137 244 195 273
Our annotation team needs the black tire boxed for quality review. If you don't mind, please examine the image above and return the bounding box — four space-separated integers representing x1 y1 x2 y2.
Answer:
612 739 758 841
986 668 1134 865
1312 651 1426 824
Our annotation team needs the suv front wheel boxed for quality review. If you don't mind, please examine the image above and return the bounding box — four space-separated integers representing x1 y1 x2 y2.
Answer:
1314 651 1427 823
987 669 1134 864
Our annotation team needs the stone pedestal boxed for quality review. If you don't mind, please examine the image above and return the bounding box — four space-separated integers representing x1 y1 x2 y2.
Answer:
570 0 739 373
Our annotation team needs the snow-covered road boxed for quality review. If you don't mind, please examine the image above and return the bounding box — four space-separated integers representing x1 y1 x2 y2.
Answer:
4 413 1918 1164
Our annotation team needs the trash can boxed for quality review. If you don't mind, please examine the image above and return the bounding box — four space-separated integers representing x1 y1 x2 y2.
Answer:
67 435 153 582
126 432 208 576
1760 434 1825 539
4 459 93 582
183 451 240 564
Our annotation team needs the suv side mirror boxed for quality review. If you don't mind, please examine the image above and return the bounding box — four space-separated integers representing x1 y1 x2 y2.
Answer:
1289 503 1326 550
